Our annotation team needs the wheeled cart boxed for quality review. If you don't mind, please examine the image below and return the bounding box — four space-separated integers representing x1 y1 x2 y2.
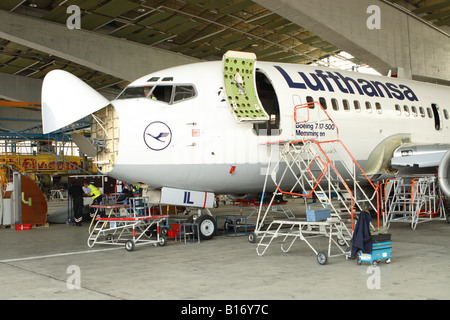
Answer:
357 234 392 266
87 204 168 251
256 218 349 265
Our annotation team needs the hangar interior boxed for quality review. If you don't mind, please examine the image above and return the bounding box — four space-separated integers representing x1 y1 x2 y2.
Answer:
0 0 449 301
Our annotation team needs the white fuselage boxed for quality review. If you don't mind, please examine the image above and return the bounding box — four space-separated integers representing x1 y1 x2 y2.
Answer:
103 61 449 194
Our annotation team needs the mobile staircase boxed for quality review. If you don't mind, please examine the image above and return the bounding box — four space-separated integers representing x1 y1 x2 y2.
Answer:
383 175 446 229
251 102 381 259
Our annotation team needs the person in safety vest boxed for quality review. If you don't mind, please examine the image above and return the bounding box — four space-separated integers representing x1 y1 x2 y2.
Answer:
83 182 103 219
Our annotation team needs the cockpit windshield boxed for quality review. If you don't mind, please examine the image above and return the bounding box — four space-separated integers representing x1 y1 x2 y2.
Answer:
117 85 154 100
116 84 197 104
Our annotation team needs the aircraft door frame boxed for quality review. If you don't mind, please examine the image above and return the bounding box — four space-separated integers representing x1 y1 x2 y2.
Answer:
431 103 442 131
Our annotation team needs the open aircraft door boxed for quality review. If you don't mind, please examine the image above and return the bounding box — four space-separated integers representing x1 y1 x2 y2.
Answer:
222 51 269 124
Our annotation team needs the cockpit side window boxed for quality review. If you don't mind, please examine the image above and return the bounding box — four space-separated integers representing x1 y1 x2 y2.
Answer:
152 85 173 103
174 85 196 102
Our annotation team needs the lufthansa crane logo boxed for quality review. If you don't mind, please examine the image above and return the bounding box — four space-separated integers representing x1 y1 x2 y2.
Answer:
143 121 172 151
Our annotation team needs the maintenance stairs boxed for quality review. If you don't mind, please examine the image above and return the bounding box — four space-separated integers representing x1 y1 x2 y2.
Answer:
253 102 381 249
383 175 446 229
256 138 380 240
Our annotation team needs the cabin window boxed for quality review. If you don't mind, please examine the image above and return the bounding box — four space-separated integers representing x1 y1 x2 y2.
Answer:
395 104 401 116
403 105 410 117
354 100 361 112
173 85 196 102
444 109 449 120
319 97 327 110
365 101 372 113
331 98 339 111
419 107 425 117
343 99 350 112
411 106 418 117
375 102 382 114
427 107 433 118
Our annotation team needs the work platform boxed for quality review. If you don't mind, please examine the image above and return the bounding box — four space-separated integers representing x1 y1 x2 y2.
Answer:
249 101 381 263
383 175 447 229
256 218 350 265
87 200 169 251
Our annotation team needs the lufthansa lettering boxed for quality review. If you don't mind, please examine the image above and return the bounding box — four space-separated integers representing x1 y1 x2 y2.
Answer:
275 65 418 102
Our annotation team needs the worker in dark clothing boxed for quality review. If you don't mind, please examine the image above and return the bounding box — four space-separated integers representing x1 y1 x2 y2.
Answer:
68 182 84 226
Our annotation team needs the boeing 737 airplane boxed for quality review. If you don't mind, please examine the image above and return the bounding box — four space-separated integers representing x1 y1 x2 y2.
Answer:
41 51 450 239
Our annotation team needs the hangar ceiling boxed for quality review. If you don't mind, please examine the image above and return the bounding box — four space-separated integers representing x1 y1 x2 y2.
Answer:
0 0 448 98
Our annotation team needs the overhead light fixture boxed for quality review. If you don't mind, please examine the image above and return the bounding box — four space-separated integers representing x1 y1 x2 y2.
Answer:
137 0 146 12
29 1 37 7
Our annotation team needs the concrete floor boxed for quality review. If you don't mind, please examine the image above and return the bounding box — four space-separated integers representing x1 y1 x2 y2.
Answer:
0 198 449 301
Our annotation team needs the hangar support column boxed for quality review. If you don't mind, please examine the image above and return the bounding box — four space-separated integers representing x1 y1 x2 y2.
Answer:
254 0 450 85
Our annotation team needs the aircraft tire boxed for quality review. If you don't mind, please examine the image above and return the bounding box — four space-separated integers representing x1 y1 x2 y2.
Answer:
196 215 216 240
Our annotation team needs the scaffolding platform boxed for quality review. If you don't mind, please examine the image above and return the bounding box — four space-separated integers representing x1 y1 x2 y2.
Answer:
383 175 447 229
87 202 169 251
256 218 350 265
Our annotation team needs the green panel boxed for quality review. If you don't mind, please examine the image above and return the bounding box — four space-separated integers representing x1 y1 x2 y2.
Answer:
138 11 171 26
142 33 174 45
255 46 280 57
277 55 305 63
170 41 198 53
0 65 22 74
435 16 450 26
10 58 35 68
185 0 204 4
423 9 450 21
223 51 268 123
301 35 320 44
94 0 140 18
220 0 254 15
127 28 157 42
184 44 211 55
412 2 450 14
78 0 105 10
276 24 301 34
196 48 222 59
263 18 290 30
261 51 292 61
111 25 143 38
170 21 203 35
0 54 14 64
155 16 188 32
81 14 112 30
223 38 254 50
0 0 23 10
210 32 240 47
203 0 234 10
6 42 28 51
249 13 277 26
42 6 69 23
